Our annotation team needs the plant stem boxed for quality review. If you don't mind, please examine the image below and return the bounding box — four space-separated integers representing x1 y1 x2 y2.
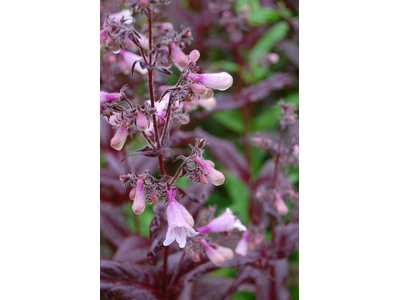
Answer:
141 131 156 148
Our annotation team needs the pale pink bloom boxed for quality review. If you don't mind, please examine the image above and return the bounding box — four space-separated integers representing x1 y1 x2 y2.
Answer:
266 53 279 64
191 250 200 262
198 88 214 100
190 83 208 96
197 208 246 234
179 202 195 227
136 111 148 131
275 192 288 215
138 33 149 50
199 97 217 110
189 50 200 63
170 42 189 70
118 50 147 74
129 187 136 200
163 188 199 248
214 245 234 261
100 91 121 102
109 9 133 23
293 144 299 155
106 113 120 126
158 22 173 31
144 120 154 137
235 231 249 256
110 124 128 150
187 72 233 91
200 239 225 266
100 29 107 45
131 178 146 215
194 156 225 186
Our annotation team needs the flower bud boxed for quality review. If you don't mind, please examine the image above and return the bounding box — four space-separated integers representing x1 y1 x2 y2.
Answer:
100 91 121 102
214 245 234 261
149 193 158 203
158 22 173 31
199 97 217 110
203 160 215 168
190 84 208 96
139 33 149 50
200 239 224 266
170 42 189 70
235 231 249 256
266 53 279 64
119 50 147 74
136 111 148 131
187 72 233 91
199 89 214 100
194 157 225 186
132 179 146 215
189 49 200 63
129 187 137 200
109 9 133 23
191 250 200 262
110 124 128 150
275 192 288 215
199 175 208 185
197 208 246 234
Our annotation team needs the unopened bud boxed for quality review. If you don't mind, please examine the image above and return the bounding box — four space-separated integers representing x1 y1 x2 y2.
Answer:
149 194 158 203
136 111 148 131
170 42 189 70
200 239 224 266
274 192 288 215
214 245 234 261
191 251 200 262
266 53 279 64
189 50 200 63
110 124 128 151
190 84 208 96
200 175 208 185
129 187 137 200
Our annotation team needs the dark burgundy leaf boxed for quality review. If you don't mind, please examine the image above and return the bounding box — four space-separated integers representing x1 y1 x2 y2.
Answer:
147 202 168 265
255 258 289 300
100 202 131 248
100 260 157 287
241 73 292 103
195 129 251 183
223 265 254 298
193 276 235 300
276 40 299 68
254 159 293 191
100 281 161 300
126 145 162 159
179 181 214 218
113 235 152 264
273 223 299 259
264 203 282 223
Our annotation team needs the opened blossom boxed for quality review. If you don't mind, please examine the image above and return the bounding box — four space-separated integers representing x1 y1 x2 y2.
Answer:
118 50 147 74
187 72 233 91
197 208 246 234
194 156 225 186
163 188 199 248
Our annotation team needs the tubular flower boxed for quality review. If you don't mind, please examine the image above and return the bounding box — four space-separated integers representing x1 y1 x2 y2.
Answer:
170 42 189 70
274 192 288 215
136 111 148 131
194 157 225 186
100 91 122 102
108 9 133 23
131 178 146 215
214 245 234 261
118 50 147 74
187 72 233 91
110 124 128 151
235 231 249 256
197 208 246 234
200 239 225 266
163 188 199 248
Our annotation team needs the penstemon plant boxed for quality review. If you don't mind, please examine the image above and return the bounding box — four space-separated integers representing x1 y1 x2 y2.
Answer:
100 0 299 299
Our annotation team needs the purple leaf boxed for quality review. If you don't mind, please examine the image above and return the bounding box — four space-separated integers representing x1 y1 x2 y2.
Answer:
126 146 162 159
241 73 292 103
100 202 131 248
276 40 299 68
100 260 161 300
272 223 299 259
113 235 152 264
147 202 168 265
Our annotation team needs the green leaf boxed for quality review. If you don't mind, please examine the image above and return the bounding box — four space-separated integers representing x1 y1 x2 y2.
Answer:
122 202 154 238
232 291 256 300
210 60 239 73
224 173 249 224
210 268 237 277
234 0 282 26
211 109 243 134
248 21 290 80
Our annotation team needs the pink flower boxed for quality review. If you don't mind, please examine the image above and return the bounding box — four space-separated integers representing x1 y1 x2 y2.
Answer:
131 178 146 215
163 188 199 248
200 239 225 266
170 42 189 70
275 192 288 215
187 72 233 91
118 50 147 74
266 53 279 64
197 208 246 234
214 244 234 261
136 111 148 131
189 49 200 63
190 83 208 96
109 9 133 23
100 91 122 102
198 97 217 110
194 157 225 186
235 231 249 256
110 124 128 150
